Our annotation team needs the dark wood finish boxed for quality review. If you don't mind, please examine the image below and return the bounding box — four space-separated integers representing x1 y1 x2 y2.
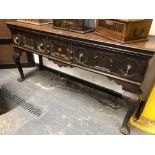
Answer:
96 19 153 43
0 19 35 68
53 19 95 33
7 21 155 134
39 55 43 70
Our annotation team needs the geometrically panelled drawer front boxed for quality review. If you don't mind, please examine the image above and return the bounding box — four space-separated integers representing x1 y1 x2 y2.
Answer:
48 38 72 62
72 44 93 67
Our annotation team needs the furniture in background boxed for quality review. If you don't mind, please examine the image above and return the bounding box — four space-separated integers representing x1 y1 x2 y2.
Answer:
53 19 95 33
17 19 53 25
96 19 153 43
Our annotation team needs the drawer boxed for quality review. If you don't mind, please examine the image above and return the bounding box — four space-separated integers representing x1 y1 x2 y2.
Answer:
12 32 39 51
12 30 148 83
49 39 72 61
92 48 147 82
92 49 117 73
13 32 49 55
116 54 147 82
12 31 72 62
72 44 92 67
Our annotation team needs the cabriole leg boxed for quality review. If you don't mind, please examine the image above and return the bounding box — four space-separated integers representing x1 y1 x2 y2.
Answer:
39 55 43 70
120 91 142 135
13 52 25 82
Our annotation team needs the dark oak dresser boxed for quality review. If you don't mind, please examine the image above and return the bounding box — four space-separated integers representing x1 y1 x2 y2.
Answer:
7 21 155 134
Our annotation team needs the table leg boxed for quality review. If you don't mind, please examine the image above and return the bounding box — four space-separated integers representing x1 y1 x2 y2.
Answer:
13 52 25 82
120 91 142 135
39 55 43 70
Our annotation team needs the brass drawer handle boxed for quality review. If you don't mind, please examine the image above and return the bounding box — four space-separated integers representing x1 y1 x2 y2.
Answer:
40 43 44 48
94 56 98 59
37 43 44 52
79 53 83 63
14 36 20 45
126 64 132 75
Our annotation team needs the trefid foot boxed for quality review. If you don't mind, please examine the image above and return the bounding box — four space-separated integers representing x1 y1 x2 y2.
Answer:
120 125 130 135
17 77 25 82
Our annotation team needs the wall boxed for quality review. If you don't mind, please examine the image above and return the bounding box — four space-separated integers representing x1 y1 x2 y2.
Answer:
34 20 155 100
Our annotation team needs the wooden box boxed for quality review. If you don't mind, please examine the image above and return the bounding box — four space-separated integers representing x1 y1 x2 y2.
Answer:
17 19 53 25
96 19 153 43
53 19 95 33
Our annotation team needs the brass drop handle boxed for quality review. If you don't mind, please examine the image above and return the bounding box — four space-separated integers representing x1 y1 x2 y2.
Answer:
39 43 44 49
37 43 44 52
108 58 113 67
14 36 20 45
126 64 132 75
94 56 98 59
79 53 83 63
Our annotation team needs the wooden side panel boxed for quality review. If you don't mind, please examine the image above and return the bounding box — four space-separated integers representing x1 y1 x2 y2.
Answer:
0 44 28 64
0 19 34 68
0 19 13 39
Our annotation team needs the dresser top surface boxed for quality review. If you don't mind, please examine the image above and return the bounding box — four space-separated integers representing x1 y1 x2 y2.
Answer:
7 21 155 53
